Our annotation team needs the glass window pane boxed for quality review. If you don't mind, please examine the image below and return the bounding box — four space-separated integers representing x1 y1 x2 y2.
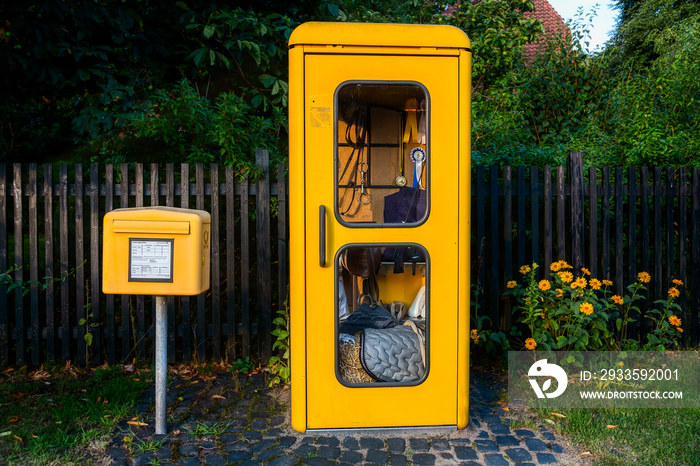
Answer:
337 245 429 386
336 83 429 226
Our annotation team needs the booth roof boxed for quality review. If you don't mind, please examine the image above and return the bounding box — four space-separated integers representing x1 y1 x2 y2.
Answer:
288 22 471 50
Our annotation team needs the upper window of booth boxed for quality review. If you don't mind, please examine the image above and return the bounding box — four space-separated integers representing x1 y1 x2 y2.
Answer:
334 82 429 227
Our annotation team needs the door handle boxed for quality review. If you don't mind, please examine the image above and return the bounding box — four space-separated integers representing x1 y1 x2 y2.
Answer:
319 205 326 267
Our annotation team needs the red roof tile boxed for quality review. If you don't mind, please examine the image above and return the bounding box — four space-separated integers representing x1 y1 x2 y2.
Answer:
523 0 570 59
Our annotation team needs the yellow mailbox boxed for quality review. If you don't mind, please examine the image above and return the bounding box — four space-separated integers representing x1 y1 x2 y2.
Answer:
289 22 471 432
102 207 211 296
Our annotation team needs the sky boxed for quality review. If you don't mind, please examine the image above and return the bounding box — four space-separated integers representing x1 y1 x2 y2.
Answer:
546 1 620 51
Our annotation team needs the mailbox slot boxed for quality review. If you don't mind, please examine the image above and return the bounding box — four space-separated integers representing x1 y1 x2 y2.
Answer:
112 220 190 235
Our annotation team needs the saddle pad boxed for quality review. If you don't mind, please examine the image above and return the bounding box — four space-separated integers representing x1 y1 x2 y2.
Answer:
360 325 425 383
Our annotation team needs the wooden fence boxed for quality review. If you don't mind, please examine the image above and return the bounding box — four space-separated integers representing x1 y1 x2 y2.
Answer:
2 152 699 368
0 150 287 367
473 153 699 347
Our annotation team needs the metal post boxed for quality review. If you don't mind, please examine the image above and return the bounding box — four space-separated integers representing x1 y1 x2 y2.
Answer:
155 295 168 434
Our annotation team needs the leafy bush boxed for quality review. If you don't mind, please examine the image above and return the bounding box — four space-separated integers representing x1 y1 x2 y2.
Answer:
268 303 290 387
470 281 508 354
604 20 700 166
99 80 286 174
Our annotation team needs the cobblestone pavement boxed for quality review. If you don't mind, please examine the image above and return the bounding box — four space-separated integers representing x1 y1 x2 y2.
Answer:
105 370 579 465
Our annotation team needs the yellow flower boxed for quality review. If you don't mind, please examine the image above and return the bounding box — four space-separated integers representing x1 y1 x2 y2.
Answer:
524 338 537 350
581 267 591 276
507 280 517 289
558 271 573 283
678 328 684 333
558 260 572 269
669 287 680 298
550 262 561 272
571 277 588 289
520 265 531 275
669 315 682 327
538 280 551 291
580 302 594 315
602 279 613 286
638 271 651 283
555 288 563 298
470 329 480 343
673 279 684 286
590 279 602 290
612 295 624 305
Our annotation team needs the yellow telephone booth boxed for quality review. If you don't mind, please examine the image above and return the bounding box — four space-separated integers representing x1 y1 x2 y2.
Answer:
288 22 471 432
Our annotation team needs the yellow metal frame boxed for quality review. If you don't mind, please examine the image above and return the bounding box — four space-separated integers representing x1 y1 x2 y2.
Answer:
289 22 471 432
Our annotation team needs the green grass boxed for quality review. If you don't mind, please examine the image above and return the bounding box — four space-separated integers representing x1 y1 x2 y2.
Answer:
186 420 233 437
125 434 168 457
535 408 700 465
0 365 151 464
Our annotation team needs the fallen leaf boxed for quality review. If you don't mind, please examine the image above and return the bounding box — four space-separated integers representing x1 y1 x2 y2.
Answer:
0 431 11 437
607 425 618 429
31 434 37 439
551 412 566 418
173 430 181 435
502 407 509 412
13 435 22 443
10 392 27 399
580 451 591 456
127 421 148 427
123 364 135 373
30 370 51 380
544 419 555 425
7 416 18 424
211 395 226 400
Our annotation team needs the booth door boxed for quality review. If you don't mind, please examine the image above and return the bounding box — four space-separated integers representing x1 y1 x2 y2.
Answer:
304 52 462 429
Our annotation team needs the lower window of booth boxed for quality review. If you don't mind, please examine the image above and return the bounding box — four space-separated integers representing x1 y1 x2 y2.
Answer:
335 244 429 386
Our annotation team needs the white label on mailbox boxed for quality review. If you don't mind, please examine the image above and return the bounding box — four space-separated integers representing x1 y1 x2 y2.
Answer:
129 239 174 283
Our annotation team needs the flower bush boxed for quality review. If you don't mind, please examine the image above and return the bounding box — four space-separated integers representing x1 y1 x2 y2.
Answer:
506 261 685 352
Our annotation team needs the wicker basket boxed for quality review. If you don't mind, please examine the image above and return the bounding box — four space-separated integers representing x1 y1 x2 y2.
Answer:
338 334 376 384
